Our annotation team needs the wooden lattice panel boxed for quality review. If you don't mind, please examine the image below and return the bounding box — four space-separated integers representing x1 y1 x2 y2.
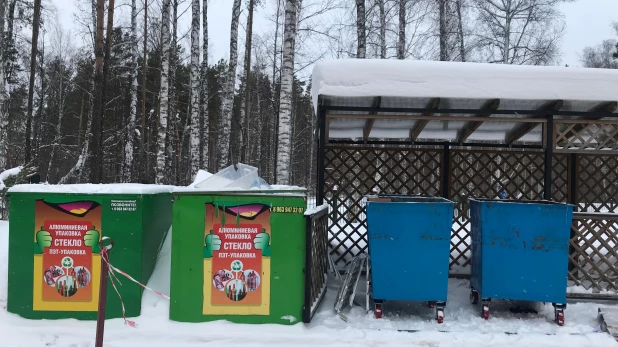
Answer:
577 156 618 213
569 215 618 292
303 208 329 323
552 154 569 203
324 146 442 265
449 150 545 272
556 121 618 152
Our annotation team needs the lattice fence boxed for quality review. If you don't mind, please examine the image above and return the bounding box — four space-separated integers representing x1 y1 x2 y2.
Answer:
448 150 549 272
569 213 618 293
324 146 442 265
323 144 617 287
303 206 329 323
556 121 618 152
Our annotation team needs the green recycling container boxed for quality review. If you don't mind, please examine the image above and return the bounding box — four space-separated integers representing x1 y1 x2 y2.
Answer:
6 184 173 320
170 188 307 325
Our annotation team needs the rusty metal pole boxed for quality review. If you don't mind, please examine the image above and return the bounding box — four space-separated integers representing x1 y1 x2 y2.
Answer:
95 237 114 347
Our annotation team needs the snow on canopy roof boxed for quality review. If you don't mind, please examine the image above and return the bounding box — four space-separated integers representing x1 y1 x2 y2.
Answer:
8 183 175 195
311 60 618 144
312 59 618 110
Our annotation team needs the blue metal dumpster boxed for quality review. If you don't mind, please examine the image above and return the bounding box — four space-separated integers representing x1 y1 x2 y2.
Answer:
366 195 454 323
469 199 573 325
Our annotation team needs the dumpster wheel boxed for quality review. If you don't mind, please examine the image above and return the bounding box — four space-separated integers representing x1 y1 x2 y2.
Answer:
436 307 444 324
553 304 566 326
469 289 479 305
374 303 383 319
481 299 490 320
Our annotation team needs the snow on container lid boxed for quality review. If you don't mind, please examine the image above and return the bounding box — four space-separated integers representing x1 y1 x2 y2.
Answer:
194 163 258 190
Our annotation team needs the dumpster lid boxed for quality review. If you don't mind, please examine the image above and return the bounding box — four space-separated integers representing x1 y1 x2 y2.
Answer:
468 198 573 206
173 185 306 196
7 183 175 195
365 194 454 204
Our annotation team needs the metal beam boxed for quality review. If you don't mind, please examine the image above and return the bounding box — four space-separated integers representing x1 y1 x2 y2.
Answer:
328 113 546 123
317 108 327 206
327 139 544 149
409 98 440 141
321 104 618 118
363 97 381 140
506 100 563 144
456 99 501 143
543 115 554 200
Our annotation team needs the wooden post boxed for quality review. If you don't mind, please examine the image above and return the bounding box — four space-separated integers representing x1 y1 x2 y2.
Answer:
95 237 114 347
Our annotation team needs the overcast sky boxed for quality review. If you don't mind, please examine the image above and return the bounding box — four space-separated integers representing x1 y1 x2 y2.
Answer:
50 0 618 70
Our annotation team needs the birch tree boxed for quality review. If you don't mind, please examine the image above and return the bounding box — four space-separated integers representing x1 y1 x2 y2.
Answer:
276 0 300 184
0 0 7 171
123 0 139 182
217 0 241 170
455 0 466 61
139 0 148 181
156 0 171 183
240 0 255 163
356 0 366 58
378 0 386 59
473 0 567 65
397 0 405 59
200 0 209 169
189 0 200 176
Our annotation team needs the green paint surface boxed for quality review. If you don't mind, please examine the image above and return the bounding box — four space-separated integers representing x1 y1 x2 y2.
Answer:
170 192 307 325
7 192 172 320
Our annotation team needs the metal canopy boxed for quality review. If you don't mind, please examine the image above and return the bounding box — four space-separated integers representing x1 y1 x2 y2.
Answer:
318 95 618 151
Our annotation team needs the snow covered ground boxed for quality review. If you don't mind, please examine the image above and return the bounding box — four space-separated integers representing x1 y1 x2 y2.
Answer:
1 220 617 346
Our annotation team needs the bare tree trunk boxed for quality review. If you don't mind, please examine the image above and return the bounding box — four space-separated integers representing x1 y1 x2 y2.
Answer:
47 74 66 183
199 0 209 169
168 0 178 182
439 0 448 61
90 0 115 183
270 0 282 182
24 0 42 164
355 0 366 58
378 0 386 59
87 0 106 183
0 0 7 171
123 0 139 182
140 0 148 182
398 0 405 59
217 0 241 170
276 0 300 185
156 0 171 183
189 0 201 176
61 0 98 184
456 0 465 62
240 0 255 163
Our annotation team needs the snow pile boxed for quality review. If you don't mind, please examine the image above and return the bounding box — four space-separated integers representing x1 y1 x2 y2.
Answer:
8 183 175 195
1 221 618 346
305 204 329 216
177 164 306 193
0 167 22 190
311 59 618 112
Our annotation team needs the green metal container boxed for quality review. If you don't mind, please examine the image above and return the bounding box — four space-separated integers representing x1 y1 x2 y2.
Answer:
170 188 307 325
6 184 173 320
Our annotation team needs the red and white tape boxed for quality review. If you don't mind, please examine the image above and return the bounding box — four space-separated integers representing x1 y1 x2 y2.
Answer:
101 249 169 328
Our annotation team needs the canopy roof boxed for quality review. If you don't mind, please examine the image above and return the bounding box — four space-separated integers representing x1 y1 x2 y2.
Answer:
312 60 618 146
